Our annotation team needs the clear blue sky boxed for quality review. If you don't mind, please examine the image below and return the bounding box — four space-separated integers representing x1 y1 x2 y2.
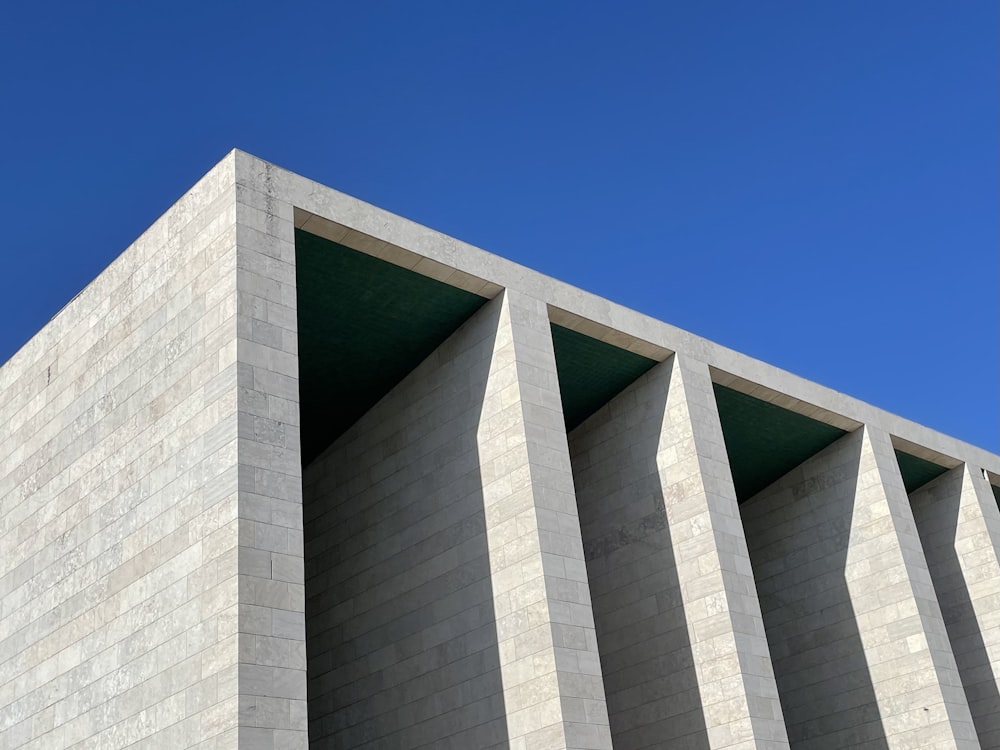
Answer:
1 1 996 451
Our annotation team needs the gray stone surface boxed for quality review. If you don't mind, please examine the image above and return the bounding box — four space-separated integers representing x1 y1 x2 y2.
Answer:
0 154 244 749
302 295 511 749
743 428 980 750
1 150 997 749
481 290 612 750
570 356 789 750
302 290 612 750
910 465 1000 748
233 155 308 750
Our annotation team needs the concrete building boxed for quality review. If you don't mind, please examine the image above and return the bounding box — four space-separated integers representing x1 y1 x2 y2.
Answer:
0 150 997 750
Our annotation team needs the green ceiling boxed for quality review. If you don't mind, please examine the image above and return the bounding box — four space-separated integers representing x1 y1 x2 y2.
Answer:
293 231 962 504
295 230 487 465
893 451 949 494
294 232 662 464
712 382 951 499
714 384 848 503
550 324 658 431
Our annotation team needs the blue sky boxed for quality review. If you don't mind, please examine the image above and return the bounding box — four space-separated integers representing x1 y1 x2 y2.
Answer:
1 1 996 451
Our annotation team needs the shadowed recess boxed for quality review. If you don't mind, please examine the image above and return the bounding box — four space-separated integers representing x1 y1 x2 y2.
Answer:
741 431 890 749
714 384 848 502
295 229 488 465
568 364 712 750
992 484 1000 507
550 324 657 431
894 451 949 493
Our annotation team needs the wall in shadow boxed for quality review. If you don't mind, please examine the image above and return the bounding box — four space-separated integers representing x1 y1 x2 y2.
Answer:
910 468 1000 749
741 430 889 750
568 362 711 750
301 298 509 749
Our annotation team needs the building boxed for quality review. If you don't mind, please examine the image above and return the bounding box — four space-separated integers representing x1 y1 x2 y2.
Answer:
0 150 998 750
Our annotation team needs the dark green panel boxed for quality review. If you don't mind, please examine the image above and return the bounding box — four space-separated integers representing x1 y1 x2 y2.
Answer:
993 484 1000 507
550 324 657 431
894 451 949 494
714 384 848 503
295 229 487 465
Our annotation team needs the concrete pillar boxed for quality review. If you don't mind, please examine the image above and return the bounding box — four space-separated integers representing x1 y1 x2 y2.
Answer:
234 155 309 750
569 355 790 750
479 290 613 750
742 426 979 750
910 465 1000 748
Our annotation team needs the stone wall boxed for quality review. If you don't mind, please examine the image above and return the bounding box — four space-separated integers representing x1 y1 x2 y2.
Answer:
742 428 978 750
481 292 611 750
302 291 614 750
570 355 788 750
233 155 309 749
910 465 1000 748
0 156 244 749
570 363 712 749
1 149 997 750
302 296 509 749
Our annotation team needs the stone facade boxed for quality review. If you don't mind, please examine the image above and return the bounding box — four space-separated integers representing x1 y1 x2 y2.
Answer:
743 429 979 749
1 150 997 749
0 155 244 749
910 466 1000 748
570 357 787 750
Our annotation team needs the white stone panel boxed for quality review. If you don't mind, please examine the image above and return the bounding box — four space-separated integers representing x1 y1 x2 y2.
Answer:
233 153 308 750
570 355 789 750
301 295 513 749
743 426 979 750
0 155 242 750
2 148 998 750
480 290 612 750
910 465 1000 748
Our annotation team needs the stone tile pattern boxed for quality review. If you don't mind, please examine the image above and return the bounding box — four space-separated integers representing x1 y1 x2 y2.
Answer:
662 355 789 749
861 428 979 749
910 465 1000 748
3 147 999 750
478 291 612 750
569 362 708 749
0 156 244 749
743 430 888 749
233 154 309 750
743 427 979 749
301 296 510 749
569 357 788 749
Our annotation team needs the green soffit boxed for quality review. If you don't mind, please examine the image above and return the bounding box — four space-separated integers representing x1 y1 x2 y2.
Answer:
550 324 658 432
894 451 949 494
295 229 487 465
714 384 848 503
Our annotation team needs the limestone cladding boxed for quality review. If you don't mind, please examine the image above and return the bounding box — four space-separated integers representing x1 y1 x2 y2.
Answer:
0 155 243 749
303 291 612 750
910 466 1000 748
743 428 981 749
571 356 788 750
233 160 309 750
302 296 513 749
0 150 997 750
